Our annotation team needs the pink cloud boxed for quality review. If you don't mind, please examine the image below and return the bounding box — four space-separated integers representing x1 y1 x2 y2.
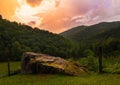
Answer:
14 0 120 33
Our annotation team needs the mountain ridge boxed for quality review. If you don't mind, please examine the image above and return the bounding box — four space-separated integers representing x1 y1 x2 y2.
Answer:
61 21 120 57
60 21 120 43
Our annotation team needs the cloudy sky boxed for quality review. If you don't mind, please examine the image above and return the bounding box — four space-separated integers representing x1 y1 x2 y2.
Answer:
0 0 120 33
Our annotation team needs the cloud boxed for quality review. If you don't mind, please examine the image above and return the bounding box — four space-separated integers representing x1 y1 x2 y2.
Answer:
38 7 74 33
39 0 120 32
26 0 43 7
13 0 120 33
0 0 18 20
61 0 120 26
28 21 36 26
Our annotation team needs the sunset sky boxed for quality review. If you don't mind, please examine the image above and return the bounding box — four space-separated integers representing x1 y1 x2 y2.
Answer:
0 0 120 33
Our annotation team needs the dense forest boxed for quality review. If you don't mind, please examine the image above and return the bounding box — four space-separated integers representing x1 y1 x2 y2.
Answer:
0 15 78 61
0 13 120 62
61 22 120 57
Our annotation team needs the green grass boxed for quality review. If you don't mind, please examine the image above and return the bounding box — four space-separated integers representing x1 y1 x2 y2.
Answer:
0 60 120 85
0 72 120 85
0 62 20 77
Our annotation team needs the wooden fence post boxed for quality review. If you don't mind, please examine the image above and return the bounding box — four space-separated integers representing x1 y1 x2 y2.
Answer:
7 58 10 76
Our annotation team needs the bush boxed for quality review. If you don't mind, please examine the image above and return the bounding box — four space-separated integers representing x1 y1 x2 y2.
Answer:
74 56 98 72
86 56 98 71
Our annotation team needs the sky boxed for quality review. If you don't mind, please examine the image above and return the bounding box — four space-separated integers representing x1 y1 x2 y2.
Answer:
0 0 120 33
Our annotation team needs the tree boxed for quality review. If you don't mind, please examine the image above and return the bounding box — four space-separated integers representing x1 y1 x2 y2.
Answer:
0 31 12 76
0 15 2 19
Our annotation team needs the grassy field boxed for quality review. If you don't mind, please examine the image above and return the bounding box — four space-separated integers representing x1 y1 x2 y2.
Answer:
0 73 120 85
0 59 120 85
0 62 20 77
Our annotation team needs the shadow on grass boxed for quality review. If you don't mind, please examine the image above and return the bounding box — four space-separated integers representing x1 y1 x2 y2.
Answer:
0 69 21 79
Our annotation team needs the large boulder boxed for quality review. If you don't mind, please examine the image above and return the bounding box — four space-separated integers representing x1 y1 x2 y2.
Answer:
21 52 87 76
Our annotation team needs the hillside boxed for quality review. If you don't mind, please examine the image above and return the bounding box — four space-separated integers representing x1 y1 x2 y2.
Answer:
61 22 120 43
61 21 120 57
0 15 77 61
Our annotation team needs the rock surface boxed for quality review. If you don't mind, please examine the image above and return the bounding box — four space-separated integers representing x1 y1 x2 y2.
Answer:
21 52 87 76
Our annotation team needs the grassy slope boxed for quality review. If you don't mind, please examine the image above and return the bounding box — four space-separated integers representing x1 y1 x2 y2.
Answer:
0 62 120 85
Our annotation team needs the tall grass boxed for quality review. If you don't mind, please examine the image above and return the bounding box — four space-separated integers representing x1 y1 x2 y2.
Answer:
103 57 120 73
74 56 120 73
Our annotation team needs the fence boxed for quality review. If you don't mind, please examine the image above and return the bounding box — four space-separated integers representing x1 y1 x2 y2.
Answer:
0 62 20 78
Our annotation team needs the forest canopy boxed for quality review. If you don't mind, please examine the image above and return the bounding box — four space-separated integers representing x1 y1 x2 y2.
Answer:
0 15 78 61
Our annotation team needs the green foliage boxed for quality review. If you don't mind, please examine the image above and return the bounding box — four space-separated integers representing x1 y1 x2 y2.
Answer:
102 39 120 57
61 22 120 57
0 15 78 61
75 56 120 73
75 56 98 72
103 57 120 74
83 49 95 57
86 56 98 71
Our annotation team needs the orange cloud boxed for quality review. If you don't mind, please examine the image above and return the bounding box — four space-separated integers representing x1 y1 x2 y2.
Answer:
0 0 18 20
26 0 43 7
0 0 120 33
39 7 75 33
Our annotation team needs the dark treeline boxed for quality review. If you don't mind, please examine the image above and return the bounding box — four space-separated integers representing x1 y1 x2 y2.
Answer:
0 15 78 61
61 22 120 58
0 14 120 62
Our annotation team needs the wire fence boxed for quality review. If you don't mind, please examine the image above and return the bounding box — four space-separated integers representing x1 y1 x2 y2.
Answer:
0 62 20 78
